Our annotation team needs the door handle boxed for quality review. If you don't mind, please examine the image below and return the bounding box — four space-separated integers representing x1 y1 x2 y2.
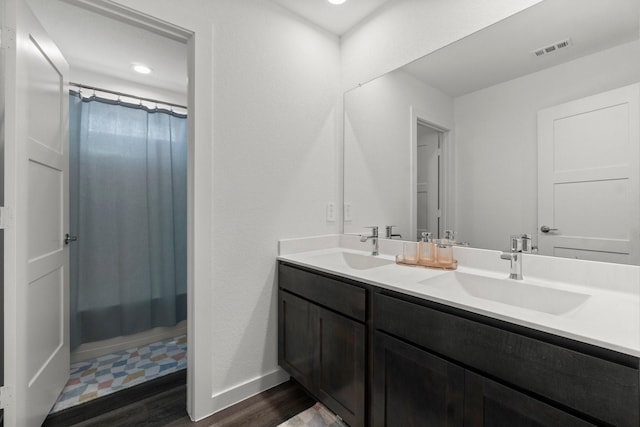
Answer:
64 233 78 245
540 225 558 233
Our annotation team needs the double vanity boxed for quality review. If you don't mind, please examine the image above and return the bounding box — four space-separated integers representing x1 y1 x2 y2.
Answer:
277 235 640 426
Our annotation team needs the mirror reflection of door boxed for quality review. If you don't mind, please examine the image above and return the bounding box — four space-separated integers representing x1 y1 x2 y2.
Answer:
537 83 640 264
416 122 443 241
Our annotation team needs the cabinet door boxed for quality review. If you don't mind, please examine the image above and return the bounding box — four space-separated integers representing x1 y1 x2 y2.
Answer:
464 371 597 427
316 306 365 427
279 290 316 391
373 332 464 427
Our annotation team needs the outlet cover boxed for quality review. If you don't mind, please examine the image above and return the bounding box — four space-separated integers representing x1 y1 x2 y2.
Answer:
344 203 352 222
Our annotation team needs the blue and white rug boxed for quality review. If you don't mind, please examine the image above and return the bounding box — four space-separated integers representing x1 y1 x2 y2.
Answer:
278 403 346 427
51 335 187 413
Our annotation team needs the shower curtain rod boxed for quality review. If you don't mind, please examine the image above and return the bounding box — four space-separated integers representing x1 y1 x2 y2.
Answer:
69 82 187 110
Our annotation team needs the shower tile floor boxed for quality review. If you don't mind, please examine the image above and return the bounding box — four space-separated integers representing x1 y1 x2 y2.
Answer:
51 334 187 413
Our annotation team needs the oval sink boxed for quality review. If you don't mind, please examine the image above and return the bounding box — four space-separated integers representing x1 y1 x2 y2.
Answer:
307 251 394 270
419 272 590 315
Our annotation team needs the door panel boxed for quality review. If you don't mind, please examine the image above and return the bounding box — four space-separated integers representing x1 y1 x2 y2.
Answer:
316 306 365 427
538 84 640 263
28 161 63 259
278 290 315 391
464 371 595 427
3 0 70 425
373 331 464 427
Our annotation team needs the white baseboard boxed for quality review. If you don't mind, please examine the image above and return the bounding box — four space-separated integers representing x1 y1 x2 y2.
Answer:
209 368 290 415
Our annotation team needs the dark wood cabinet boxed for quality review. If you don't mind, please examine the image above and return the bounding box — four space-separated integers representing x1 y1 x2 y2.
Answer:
373 330 596 427
315 306 365 427
279 291 316 391
464 371 596 427
373 331 464 427
278 261 640 427
373 290 639 427
278 263 366 427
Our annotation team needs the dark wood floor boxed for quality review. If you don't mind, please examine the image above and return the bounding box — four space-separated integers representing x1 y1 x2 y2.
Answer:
45 377 314 427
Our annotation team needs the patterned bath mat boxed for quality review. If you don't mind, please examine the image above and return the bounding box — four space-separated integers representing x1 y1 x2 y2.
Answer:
278 403 346 427
51 334 187 413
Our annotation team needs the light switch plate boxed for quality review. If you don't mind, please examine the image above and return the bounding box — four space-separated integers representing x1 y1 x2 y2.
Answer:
326 203 336 222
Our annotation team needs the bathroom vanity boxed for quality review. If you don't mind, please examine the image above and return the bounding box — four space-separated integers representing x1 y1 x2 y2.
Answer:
277 236 640 427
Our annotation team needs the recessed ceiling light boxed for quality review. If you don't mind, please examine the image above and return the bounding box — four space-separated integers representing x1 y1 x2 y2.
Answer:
328 0 347 5
132 64 152 74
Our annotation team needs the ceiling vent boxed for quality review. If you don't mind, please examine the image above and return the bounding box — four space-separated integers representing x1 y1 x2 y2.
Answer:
531 38 572 57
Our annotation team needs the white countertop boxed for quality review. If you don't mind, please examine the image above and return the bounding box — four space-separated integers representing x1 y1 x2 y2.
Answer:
277 235 640 357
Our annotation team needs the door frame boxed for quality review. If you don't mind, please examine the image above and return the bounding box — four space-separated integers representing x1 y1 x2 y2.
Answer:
410 106 453 241
4 0 215 421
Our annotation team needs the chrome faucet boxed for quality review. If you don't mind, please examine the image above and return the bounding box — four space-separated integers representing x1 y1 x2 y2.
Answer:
385 225 402 239
360 226 379 256
500 234 531 280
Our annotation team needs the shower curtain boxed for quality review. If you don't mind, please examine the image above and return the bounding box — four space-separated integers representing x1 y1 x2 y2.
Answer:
69 92 187 349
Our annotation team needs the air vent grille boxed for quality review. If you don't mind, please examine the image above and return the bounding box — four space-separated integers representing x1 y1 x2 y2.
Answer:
532 38 572 57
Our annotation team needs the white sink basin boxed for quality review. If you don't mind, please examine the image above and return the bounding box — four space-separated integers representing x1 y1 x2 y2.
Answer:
419 272 590 315
307 251 394 270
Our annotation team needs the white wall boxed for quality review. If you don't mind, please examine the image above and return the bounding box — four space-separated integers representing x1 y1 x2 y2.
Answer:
340 0 544 90
454 40 640 252
344 69 452 239
110 0 340 420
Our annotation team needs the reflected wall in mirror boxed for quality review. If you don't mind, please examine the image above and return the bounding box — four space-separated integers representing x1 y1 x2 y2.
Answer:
343 0 640 264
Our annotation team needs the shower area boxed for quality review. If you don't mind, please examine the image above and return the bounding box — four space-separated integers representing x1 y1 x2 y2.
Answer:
49 86 189 414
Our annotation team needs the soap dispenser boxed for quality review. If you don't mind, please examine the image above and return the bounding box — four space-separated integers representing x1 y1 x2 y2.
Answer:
418 232 434 266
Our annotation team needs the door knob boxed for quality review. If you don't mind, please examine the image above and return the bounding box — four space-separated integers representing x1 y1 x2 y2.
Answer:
540 225 558 233
64 233 78 245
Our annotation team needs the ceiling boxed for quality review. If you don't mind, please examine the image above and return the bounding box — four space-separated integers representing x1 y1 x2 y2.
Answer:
25 0 390 100
26 0 635 103
271 0 392 36
402 0 640 97
26 0 188 98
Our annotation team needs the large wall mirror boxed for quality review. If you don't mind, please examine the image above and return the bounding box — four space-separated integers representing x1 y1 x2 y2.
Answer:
344 0 640 264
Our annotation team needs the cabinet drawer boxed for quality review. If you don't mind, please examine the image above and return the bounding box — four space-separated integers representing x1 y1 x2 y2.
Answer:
374 292 639 426
279 263 366 321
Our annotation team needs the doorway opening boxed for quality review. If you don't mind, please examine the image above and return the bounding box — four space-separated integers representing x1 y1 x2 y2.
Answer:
416 121 444 241
411 109 449 242
26 0 192 419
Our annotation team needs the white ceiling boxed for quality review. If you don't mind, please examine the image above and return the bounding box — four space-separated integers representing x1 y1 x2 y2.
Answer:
25 0 638 104
271 0 392 35
25 0 390 101
26 0 188 98
402 0 640 97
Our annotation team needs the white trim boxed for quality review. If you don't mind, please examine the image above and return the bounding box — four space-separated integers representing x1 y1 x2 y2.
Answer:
210 369 290 414
60 0 191 42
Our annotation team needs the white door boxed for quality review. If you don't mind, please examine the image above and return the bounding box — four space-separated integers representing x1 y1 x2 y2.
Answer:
538 84 640 264
3 0 70 425
416 124 441 240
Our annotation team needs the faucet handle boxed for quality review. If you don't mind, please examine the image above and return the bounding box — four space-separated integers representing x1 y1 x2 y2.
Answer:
364 226 378 236
509 234 531 252
444 230 456 240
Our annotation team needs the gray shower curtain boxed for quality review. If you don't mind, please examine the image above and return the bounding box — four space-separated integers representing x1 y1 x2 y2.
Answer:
69 92 187 349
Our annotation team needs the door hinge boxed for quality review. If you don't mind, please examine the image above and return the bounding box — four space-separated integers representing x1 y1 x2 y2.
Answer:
0 27 16 50
0 206 13 229
0 385 13 409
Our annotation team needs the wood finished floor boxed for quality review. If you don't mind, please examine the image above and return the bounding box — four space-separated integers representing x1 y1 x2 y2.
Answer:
62 380 315 427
